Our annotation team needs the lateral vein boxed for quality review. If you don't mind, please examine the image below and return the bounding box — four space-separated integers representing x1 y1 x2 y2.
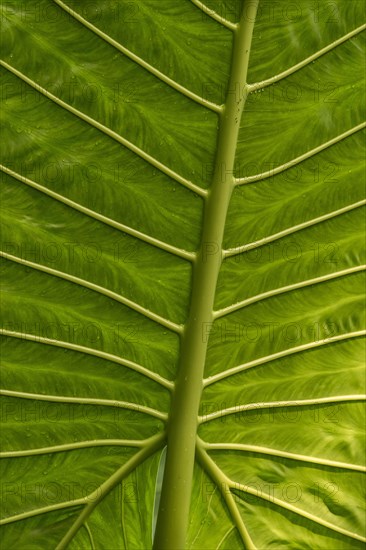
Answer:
0 60 207 197
201 442 366 472
0 500 85 525
214 266 365 318
200 395 366 423
0 164 195 261
0 329 173 389
235 123 366 185
249 24 366 91
52 0 222 113
230 481 366 543
55 433 165 549
196 440 257 550
0 251 183 335
217 527 236 550
204 331 366 386
224 200 366 256
84 523 95 550
0 433 165 530
0 389 167 421
189 0 238 31
0 439 144 458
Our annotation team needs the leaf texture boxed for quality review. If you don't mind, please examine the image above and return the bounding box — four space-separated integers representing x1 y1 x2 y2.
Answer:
0 0 365 548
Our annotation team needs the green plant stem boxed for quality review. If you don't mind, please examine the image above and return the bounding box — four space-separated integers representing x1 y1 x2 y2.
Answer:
152 3 259 548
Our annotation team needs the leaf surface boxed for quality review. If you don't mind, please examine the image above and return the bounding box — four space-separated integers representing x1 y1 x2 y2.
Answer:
0 0 365 548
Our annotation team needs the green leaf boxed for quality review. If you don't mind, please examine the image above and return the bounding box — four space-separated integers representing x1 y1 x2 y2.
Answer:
1 0 365 548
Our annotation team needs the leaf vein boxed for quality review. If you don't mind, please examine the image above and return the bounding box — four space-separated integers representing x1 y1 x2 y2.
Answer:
214 266 366 318
230 481 366 543
0 500 85 526
200 395 366 423
84 522 96 550
189 0 238 31
204 331 366 386
0 164 195 261
235 123 366 185
0 329 173 389
0 60 206 197
0 440 145 458
249 24 366 91
52 0 222 112
201 443 366 472
0 389 167 421
224 200 366 256
55 433 165 549
196 440 257 550
0 251 183 334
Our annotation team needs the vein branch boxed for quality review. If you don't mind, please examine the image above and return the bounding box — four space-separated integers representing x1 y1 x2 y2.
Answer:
0 164 195 262
224 200 366 257
217 527 236 549
249 24 366 91
230 481 366 543
0 439 145 458
201 442 366 472
189 0 238 31
55 432 165 550
0 251 183 335
0 500 85 526
84 523 95 550
235 123 366 185
214 266 365 318
0 433 165 530
0 389 167 421
204 331 366 386
196 439 257 550
52 0 222 112
0 60 206 197
0 329 173 390
199 395 366 423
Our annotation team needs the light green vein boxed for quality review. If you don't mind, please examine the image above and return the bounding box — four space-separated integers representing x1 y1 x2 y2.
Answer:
217 526 236 550
201 442 366 472
235 123 366 185
190 0 238 31
52 0 222 113
196 440 257 550
0 439 145 458
55 432 165 550
0 251 183 335
0 60 206 198
84 522 95 550
0 500 85 526
0 164 195 262
204 331 366 386
0 329 173 390
0 433 165 529
249 24 366 91
213 266 365 318
0 389 167 421
230 481 366 543
224 200 366 257
199 395 366 423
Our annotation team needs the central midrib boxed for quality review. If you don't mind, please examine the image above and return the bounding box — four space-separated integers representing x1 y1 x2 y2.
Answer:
153 2 259 548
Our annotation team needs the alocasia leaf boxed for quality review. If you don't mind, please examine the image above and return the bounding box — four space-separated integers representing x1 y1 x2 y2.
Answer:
0 0 365 548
